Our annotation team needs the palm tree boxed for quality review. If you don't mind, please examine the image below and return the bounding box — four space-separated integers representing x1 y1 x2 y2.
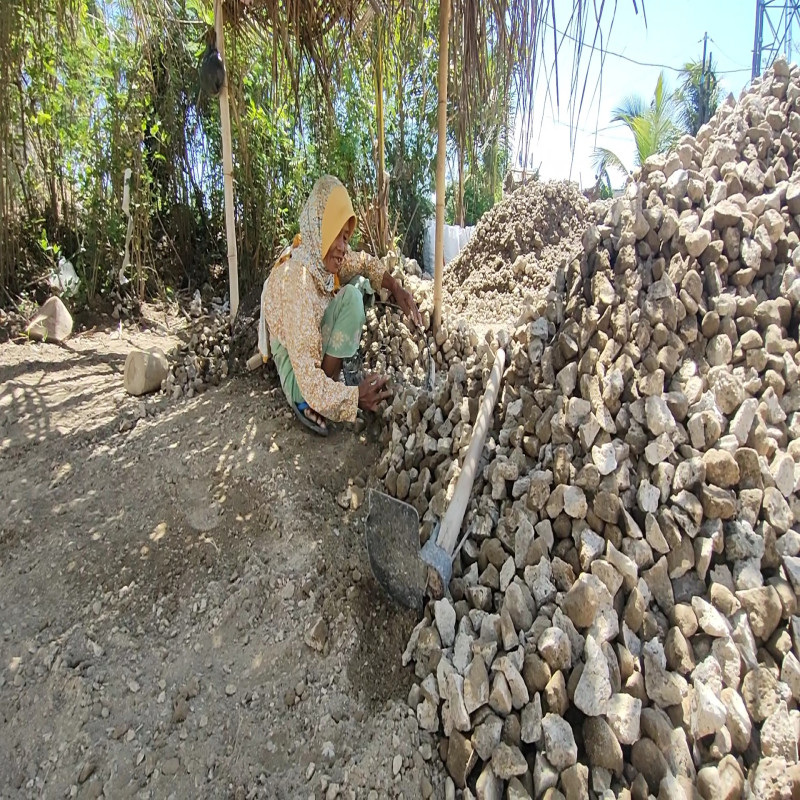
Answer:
677 55 722 135
591 71 681 180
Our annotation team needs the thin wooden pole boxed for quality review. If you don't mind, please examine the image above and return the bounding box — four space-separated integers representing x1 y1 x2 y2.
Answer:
376 18 388 256
433 0 450 331
215 0 239 323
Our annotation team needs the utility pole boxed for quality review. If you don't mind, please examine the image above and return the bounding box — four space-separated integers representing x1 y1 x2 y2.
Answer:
700 32 708 129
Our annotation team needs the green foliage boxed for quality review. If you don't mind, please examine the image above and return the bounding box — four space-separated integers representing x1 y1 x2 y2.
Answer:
677 55 723 136
597 170 614 200
0 0 453 305
444 152 508 226
2 0 619 307
1 0 225 303
591 71 681 180
383 2 439 261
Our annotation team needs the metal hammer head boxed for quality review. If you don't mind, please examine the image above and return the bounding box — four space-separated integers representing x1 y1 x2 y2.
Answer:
364 491 455 610
364 490 427 612
419 533 452 600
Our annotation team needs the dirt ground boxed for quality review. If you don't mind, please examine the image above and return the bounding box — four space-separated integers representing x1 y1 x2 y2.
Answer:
0 310 445 799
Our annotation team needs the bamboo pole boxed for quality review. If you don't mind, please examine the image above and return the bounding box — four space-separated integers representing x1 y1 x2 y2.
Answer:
376 18 388 256
215 0 239 324
433 0 450 331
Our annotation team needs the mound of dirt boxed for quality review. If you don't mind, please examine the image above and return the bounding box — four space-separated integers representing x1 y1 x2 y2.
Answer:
0 327 446 800
443 180 591 326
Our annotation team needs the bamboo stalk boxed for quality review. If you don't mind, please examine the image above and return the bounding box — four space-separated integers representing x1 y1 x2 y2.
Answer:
375 18 387 256
215 0 239 324
433 0 450 332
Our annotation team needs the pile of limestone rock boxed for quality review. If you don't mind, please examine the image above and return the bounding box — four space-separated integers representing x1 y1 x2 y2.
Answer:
161 312 231 400
443 180 590 327
364 55 800 799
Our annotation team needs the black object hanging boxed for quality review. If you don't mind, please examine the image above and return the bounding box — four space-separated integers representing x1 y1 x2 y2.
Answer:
199 28 226 98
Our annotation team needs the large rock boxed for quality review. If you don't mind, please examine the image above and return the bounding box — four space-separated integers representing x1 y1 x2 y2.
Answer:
541 713 577 770
27 296 73 343
741 666 788 723
686 227 712 257
642 639 687 708
561 576 599 628
713 200 744 228
491 743 528 780
691 680 728 739
124 348 169 396
631 738 670 794
573 635 612 716
722 686 752 753
561 763 589 800
445 729 477 789
760 702 798 761
562 486 588 518
692 596 732 637
751 757 796 800
763 488 793 534
537 627 572 672
504 583 533 633
737 586 783 641
435 599 457 648
520 694 542 744
464 655 490 714
583 716 623 775
703 449 740 488
606 692 642 745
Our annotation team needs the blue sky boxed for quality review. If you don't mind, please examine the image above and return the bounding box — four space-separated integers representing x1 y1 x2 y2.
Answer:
515 0 758 189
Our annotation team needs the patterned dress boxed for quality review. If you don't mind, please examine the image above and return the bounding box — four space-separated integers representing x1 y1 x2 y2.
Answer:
264 177 387 423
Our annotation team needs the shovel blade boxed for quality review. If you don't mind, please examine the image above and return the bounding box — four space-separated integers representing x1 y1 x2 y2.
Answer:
365 489 427 612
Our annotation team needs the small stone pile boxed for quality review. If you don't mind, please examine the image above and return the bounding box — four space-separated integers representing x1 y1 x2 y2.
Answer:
366 56 800 799
0 306 33 343
443 181 590 327
161 313 231 400
110 286 142 321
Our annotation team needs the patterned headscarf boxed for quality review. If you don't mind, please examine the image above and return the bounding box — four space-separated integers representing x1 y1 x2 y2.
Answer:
276 175 356 294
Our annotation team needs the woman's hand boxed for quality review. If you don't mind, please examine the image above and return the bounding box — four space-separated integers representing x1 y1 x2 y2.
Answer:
393 284 423 329
382 272 423 329
358 374 392 412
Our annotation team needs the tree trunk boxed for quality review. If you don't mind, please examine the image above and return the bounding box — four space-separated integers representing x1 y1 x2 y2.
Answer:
48 148 60 228
433 0 450 331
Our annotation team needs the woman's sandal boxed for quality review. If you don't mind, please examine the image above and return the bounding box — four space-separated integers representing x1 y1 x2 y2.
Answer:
295 402 329 437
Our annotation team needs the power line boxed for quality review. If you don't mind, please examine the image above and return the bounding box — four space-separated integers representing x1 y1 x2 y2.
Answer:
707 36 752 71
548 117 632 141
546 22 751 76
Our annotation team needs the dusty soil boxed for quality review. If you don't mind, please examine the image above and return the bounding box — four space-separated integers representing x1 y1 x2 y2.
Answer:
0 311 444 799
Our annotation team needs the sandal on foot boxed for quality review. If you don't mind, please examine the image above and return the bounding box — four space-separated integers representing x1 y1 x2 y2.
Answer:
294 402 329 437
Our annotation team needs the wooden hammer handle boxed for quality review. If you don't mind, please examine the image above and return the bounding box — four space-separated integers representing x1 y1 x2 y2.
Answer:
437 346 506 555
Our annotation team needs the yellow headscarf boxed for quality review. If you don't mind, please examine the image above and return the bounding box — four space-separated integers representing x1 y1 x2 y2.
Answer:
259 177 356 363
274 176 356 292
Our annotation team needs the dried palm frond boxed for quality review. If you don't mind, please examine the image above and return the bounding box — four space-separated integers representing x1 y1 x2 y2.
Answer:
220 0 645 170
221 0 373 112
